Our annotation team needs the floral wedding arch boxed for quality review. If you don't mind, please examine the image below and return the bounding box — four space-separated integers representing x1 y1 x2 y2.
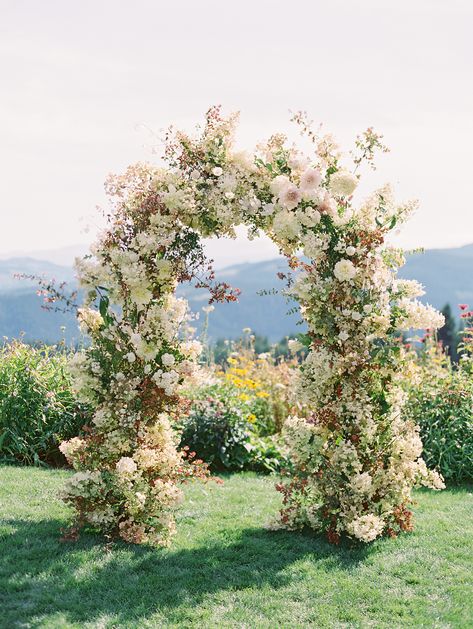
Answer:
60 107 444 546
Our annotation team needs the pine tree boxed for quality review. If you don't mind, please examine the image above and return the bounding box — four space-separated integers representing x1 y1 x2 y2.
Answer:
437 303 457 359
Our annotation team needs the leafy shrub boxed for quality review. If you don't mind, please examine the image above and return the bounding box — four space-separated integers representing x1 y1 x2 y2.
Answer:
0 340 90 465
180 395 252 470
179 338 298 472
414 379 473 482
405 334 473 483
179 391 287 473
181 330 297 472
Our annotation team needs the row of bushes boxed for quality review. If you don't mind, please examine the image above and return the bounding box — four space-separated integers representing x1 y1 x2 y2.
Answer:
0 335 295 471
1 331 472 483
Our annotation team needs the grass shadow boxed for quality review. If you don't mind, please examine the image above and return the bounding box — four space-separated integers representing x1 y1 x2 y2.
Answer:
1 517 373 626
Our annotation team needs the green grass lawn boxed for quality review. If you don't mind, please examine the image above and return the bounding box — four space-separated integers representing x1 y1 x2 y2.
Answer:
1 466 472 629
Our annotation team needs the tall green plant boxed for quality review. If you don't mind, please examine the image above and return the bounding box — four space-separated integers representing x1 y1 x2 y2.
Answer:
0 340 90 465
405 334 473 483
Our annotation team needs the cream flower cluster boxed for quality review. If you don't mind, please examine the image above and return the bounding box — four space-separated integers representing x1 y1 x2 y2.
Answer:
347 514 385 543
61 107 444 546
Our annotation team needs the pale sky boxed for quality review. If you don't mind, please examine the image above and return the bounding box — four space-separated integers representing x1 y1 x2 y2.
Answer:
1 0 472 267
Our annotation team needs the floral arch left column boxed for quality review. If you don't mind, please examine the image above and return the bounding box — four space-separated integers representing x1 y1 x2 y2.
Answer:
59 110 256 544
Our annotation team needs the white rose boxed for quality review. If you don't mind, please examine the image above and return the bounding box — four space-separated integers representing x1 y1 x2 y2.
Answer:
279 184 302 210
338 330 349 342
126 352 136 363
334 259 357 282
272 209 300 240
212 166 223 177
346 246 356 256
298 207 321 228
270 175 291 197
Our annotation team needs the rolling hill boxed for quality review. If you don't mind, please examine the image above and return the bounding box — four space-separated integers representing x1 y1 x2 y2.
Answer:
0 244 472 344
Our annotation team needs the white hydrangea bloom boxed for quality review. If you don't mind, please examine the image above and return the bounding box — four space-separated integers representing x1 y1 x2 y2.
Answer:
329 169 358 196
348 514 385 543
116 457 137 475
334 259 357 282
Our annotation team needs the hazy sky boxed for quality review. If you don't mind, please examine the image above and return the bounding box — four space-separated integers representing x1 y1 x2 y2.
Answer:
1 0 472 266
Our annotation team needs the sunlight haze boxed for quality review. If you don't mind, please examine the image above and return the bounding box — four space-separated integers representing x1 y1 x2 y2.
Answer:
1 0 472 266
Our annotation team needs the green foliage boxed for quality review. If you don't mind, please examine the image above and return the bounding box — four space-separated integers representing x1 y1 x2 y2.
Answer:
416 379 473 482
180 339 296 473
0 340 90 465
405 342 473 483
179 393 286 473
180 396 253 470
243 433 289 474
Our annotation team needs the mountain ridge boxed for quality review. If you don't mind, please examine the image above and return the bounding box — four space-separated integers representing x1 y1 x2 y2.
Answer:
0 243 472 343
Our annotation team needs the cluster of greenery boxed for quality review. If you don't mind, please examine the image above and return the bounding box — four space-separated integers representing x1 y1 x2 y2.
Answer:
180 337 297 473
179 389 286 473
405 333 473 483
1 317 472 485
0 340 90 465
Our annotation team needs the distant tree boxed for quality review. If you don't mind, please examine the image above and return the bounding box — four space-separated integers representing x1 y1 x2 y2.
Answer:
254 334 271 354
455 317 466 361
211 338 230 365
211 333 296 365
437 303 457 360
